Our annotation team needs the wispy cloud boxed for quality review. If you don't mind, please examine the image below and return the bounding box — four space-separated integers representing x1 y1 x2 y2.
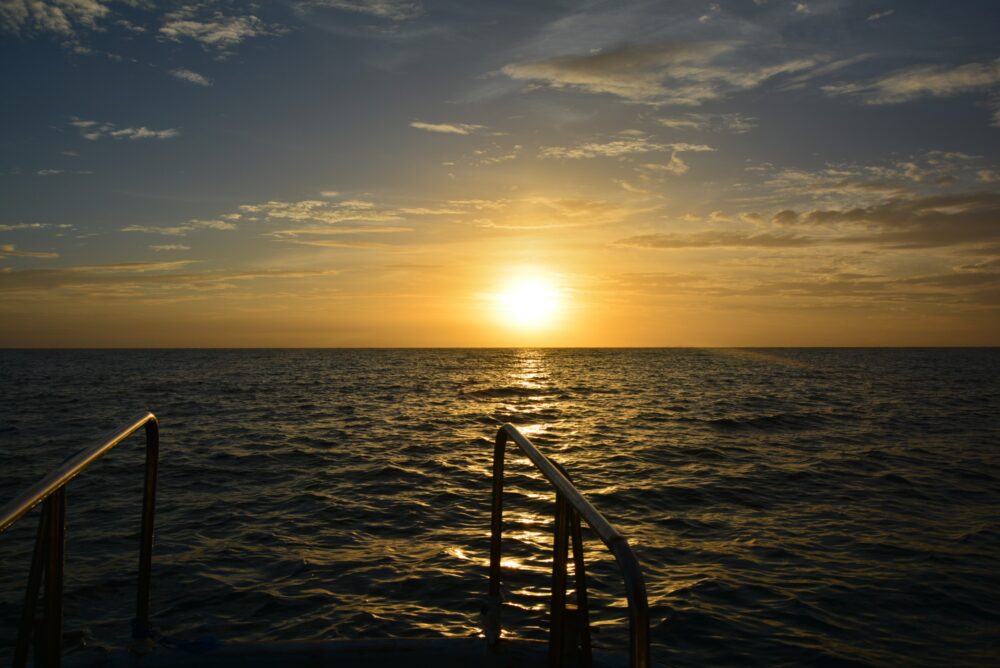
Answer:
616 231 813 249
657 112 757 133
410 121 487 135
150 244 191 252
866 9 894 21
169 67 212 86
540 137 714 160
159 6 277 51
786 192 1000 248
298 0 423 21
70 117 179 141
239 198 401 225
36 168 93 176
0 243 59 259
824 58 1000 105
0 263 340 297
698 3 721 24
502 41 819 106
463 196 646 230
0 0 110 37
269 225 413 237
0 223 48 232
123 219 235 236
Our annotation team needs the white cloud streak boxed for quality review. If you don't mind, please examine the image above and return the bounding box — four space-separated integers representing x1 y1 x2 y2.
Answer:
169 67 212 86
71 117 179 141
410 121 487 135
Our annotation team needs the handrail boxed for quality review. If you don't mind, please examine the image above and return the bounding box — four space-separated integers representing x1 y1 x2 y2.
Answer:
487 423 651 668
0 412 160 668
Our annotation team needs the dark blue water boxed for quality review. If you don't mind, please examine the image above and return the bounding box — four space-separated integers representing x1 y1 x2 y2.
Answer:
1 349 998 666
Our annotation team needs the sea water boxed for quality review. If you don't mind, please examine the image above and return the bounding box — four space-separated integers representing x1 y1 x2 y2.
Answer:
0 349 997 666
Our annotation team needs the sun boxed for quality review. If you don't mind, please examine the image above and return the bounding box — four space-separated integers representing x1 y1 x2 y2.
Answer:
495 276 563 329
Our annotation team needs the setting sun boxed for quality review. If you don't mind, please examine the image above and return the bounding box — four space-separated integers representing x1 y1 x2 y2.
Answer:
495 277 563 330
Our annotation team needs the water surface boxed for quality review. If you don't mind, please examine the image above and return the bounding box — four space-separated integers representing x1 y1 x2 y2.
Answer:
1 349 998 666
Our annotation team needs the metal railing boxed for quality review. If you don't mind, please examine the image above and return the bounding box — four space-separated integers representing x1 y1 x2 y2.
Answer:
0 412 160 668
486 423 651 668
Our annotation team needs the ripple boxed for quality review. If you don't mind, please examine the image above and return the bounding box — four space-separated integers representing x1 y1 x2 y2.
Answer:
0 348 998 667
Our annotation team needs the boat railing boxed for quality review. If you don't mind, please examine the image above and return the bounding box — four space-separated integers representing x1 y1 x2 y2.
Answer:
0 416 649 668
0 412 159 668
487 423 651 668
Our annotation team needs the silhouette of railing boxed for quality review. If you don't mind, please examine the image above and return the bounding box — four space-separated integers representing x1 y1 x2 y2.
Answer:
1 415 649 668
486 423 650 668
0 412 159 668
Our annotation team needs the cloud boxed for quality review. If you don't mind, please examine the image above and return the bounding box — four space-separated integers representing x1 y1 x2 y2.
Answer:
616 231 814 249
36 168 93 176
0 0 110 36
698 3 721 24
468 196 645 230
657 112 757 133
540 137 714 159
615 191 1000 252
150 244 191 252
238 198 401 225
777 54 874 91
747 152 989 205
793 3 809 15
123 219 236 236
169 67 212 86
409 121 486 135
824 58 1000 105
70 117 179 141
0 243 59 258
792 192 1000 248
159 6 276 50
0 223 48 232
639 154 692 175
866 9 894 21
469 144 522 166
298 0 422 21
502 41 817 106
501 41 723 104
269 226 413 237
0 263 339 296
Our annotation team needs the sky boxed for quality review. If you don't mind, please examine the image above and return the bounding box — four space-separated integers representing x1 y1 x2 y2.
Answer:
1 0 999 347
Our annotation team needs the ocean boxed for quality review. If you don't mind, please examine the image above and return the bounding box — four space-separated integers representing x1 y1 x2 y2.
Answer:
0 349 997 666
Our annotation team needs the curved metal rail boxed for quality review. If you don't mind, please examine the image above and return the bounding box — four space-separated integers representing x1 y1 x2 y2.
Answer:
0 412 160 668
487 423 651 668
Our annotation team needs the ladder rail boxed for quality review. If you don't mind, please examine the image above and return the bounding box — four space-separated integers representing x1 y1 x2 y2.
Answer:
487 423 651 668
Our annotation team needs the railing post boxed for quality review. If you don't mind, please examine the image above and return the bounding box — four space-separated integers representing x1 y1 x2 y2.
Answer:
13 508 48 668
485 427 507 645
548 493 570 668
611 541 651 668
41 490 65 668
132 418 159 644
570 510 592 668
